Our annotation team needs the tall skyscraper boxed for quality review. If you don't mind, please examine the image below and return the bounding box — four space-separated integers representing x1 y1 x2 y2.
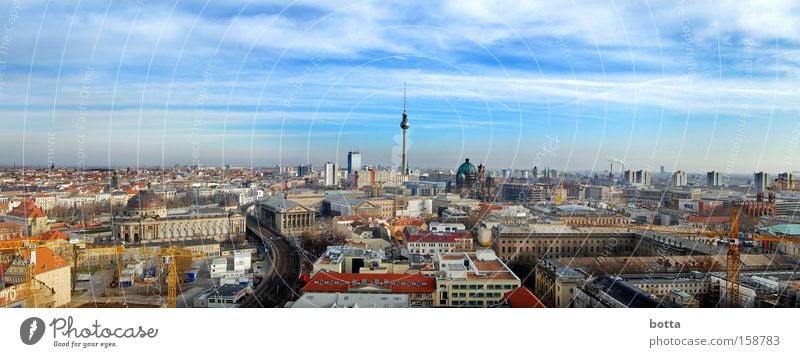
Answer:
325 162 338 186
347 151 361 174
400 83 410 174
660 165 665 175
672 170 687 187
297 164 313 177
706 171 720 187
623 170 634 183
754 172 768 193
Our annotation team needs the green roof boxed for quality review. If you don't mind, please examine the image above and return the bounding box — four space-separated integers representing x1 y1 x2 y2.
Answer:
457 159 477 176
759 224 800 236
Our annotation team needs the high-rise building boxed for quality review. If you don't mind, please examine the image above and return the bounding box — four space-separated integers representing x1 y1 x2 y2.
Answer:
623 170 635 183
754 172 768 194
297 164 313 177
660 166 665 175
325 162 339 186
347 151 361 174
706 171 720 187
400 84 410 175
635 170 651 186
672 170 687 187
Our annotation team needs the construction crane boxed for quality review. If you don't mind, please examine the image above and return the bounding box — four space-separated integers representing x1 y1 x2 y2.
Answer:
22 243 37 307
552 179 566 205
159 247 203 308
726 205 742 308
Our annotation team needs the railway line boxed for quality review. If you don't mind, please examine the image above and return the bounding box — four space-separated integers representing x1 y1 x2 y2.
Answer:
239 215 302 308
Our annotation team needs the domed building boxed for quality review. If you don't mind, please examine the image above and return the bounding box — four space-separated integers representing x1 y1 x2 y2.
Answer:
124 190 167 218
456 158 478 190
113 190 246 243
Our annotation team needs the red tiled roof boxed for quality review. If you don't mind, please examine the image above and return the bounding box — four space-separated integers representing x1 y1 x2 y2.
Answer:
0 221 22 231
23 247 70 274
503 286 545 308
406 230 472 243
304 272 436 294
38 230 68 242
6 199 45 218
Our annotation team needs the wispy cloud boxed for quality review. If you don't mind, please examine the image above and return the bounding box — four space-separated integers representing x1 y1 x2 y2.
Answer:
1 0 799 171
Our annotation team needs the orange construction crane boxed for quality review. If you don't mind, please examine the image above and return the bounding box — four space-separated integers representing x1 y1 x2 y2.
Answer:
726 205 742 308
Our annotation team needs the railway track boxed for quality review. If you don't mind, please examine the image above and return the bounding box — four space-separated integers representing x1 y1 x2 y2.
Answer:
240 216 302 308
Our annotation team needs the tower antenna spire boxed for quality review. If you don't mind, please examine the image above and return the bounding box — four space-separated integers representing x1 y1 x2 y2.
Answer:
403 82 407 114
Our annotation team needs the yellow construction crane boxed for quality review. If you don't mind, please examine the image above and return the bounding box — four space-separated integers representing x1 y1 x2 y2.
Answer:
726 206 742 308
159 247 203 308
22 243 37 308
552 179 566 205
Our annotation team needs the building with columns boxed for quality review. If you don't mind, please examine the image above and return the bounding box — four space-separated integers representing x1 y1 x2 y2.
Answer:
112 190 245 243
258 196 317 237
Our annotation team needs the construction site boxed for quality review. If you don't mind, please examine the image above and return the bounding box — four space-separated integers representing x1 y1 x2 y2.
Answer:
0 236 253 308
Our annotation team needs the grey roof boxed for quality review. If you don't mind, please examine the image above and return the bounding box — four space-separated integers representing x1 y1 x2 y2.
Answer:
261 196 299 211
324 193 366 206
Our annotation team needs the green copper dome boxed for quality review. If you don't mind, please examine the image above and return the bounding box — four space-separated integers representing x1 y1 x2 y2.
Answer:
457 158 477 176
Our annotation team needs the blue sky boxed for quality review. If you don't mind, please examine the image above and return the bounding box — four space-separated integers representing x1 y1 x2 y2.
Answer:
1 0 800 174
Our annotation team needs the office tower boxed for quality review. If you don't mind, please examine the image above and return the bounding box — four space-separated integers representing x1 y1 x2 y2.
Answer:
672 170 687 187
325 162 338 186
706 171 720 187
347 151 361 174
754 172 768 194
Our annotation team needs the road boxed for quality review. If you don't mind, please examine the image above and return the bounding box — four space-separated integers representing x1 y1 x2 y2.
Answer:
239 215 302 308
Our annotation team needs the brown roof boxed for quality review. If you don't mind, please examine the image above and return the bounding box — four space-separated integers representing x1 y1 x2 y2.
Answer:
472 259 505 271
7 199 46 218
23 247 70 274
0 222 22 231
38 230 68 242
304 272 436 294
503 286 545 308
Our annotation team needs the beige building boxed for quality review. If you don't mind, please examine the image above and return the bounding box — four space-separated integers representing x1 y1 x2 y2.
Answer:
258 196 317 237
325 195 395 219
113 191 245 243
491 225 700 262
3 199 48 236
434 250 521 307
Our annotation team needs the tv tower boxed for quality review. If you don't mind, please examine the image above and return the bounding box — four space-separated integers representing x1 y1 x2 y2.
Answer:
400 83 410 175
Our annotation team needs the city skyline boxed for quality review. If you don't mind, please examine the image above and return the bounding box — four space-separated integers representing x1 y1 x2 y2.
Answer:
1 1 800 172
